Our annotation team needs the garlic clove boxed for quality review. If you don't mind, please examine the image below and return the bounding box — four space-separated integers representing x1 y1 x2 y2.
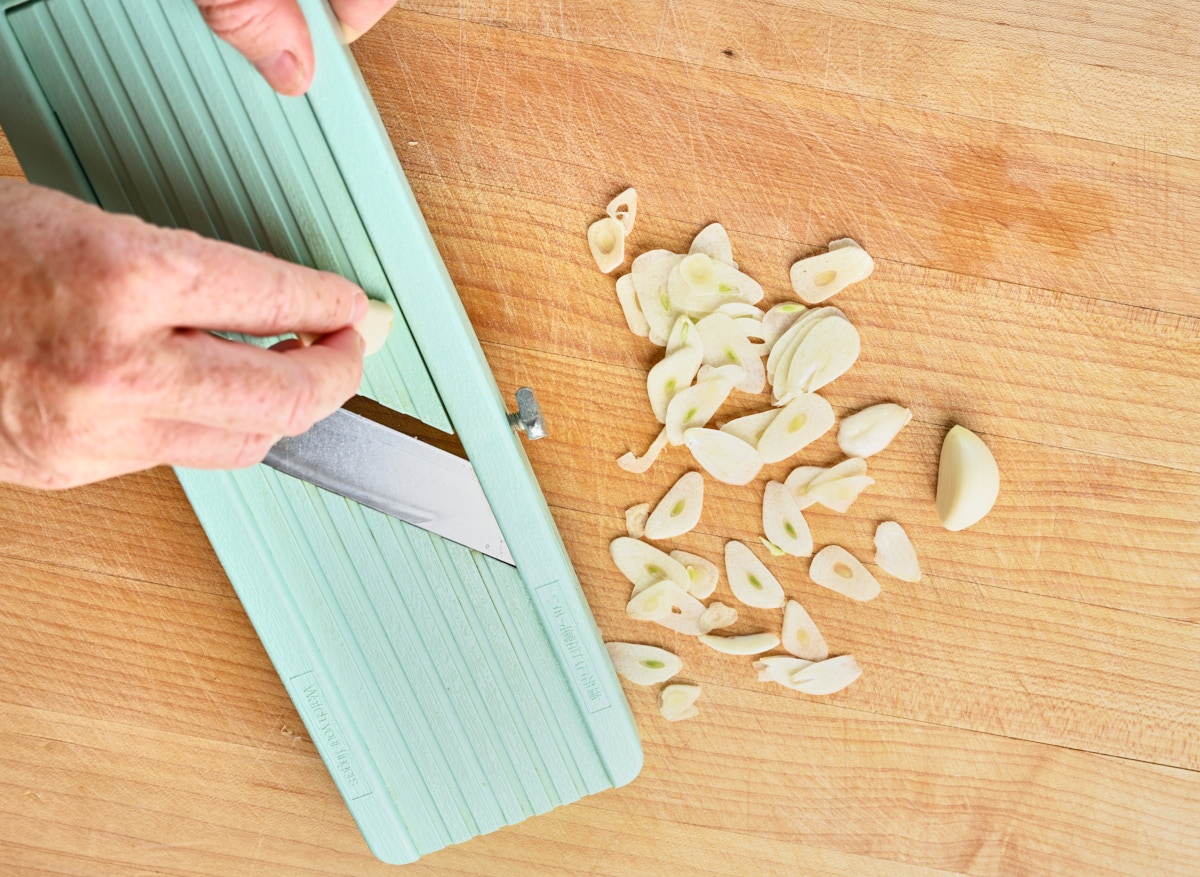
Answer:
605 642 681 685
588 216 626 273
780 600 828 661
789 239 874 304
874 521 922 582
937 425 1001 531
644 472 705 540
809 545 881 601
355 299 395 356
837 403 913 458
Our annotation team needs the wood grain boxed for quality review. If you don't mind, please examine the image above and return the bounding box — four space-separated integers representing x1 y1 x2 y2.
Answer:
3 1 1200 875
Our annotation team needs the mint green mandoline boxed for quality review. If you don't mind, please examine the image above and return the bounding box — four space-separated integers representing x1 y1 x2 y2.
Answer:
0 0 642 863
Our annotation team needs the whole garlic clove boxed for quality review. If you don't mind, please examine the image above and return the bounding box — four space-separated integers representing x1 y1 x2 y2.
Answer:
937 425 1000 531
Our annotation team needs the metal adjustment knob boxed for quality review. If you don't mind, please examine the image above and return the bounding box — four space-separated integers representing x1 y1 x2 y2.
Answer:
507 387 548 440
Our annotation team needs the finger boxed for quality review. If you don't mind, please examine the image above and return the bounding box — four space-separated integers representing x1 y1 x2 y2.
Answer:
124 419 281 470
330 0 399 41
194 0 315 96
270 337 307 353
161 230 368 336
161 328 364 435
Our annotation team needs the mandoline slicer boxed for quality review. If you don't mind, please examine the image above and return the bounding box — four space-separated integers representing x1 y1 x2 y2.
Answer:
0 0 641 863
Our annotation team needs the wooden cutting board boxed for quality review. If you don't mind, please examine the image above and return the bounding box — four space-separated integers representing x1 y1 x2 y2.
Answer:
1 1 1198 875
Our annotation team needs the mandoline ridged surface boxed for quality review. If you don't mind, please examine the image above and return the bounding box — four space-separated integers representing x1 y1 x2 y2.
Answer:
4 0 639 864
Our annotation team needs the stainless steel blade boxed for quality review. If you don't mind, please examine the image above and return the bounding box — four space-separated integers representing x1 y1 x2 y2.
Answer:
262 408 514 565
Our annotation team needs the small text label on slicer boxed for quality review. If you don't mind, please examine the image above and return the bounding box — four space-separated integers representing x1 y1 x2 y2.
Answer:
535 581 611 713
291 671 374 801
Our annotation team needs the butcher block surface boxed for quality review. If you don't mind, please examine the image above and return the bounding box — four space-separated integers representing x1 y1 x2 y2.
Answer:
1 1 1199 875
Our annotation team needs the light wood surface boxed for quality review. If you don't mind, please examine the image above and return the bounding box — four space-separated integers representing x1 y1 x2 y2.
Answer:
2 2 1200 874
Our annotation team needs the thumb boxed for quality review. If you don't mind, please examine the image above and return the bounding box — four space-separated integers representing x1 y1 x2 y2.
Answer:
195 0 315 96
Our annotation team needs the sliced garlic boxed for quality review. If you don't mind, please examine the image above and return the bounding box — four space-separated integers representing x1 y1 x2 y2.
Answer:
754 655 812 681
665 377 734 445
670 549 720 599
626 579 687 621
689 222 736 267
937 424 1001 531
696 363 747 385
837 403 913 458
696 313 766 394
668 253 762 315
755 393 835 463
356 300 395 356
807 473 875 513
699 601 737 630
684 428 764 485
604 642 681 685
809 545 880 601
610 536 692 593
659 683 701 721
874 521 921 582
789 239 874 304
666 313 701 356
787 655 862 695
827 238 860 251
617 428 669 474
647 344 703 423
759 302 807 351
761 537 786 556
698 632 780 655
606 187 638 234
785 458 867 508
725 540 786 609
766 305 842 387
630 250 683 343
780 600 828 661
644 471 704 540
614 274 651 337
653 588 710 635
779 313 861 396
719 409 780 446
588 216 626 274
714 302 763 321
762 481 813 557
625 503 650 538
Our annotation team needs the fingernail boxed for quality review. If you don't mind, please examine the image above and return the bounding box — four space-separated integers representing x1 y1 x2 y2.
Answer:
254 50 306 95
351 292 369 326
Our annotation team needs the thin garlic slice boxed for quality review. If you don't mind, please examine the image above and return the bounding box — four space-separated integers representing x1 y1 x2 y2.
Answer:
617 428 669 474
937 424 1001 531
647 344 703 423
684 428 764 485
725 540 786 609
696 363 747 385
644 472 705 540
699 601 737 630
630 250 683 343
874 521 922 582
754 655 813 684
588 216 626 273
761 537 786 556
762 481 813 557
785 458 868 508
715 302 763 321
665 377 734 446
670 549 720 599
698 632 780 655
837 403 913 458
666 313 702 356
605 642 681 685
606 187 638 234
689 222 736 267
807 474 875 513
720 409 780 447
696 313 765 393
653 589 710 635
615 274 650 337
780 313 860 396
787 655 862 695
357 300 395 356
625 503 650 538
756 393 835 463
760 302 807 351
610 536 692 592
781 600 828 661
789 239 874 304
626 580 687 621
766 306 841 388
659 683 701 721
809 545 881 601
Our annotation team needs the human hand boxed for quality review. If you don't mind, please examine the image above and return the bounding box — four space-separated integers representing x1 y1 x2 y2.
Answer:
195 0 401 95
0 180 368 490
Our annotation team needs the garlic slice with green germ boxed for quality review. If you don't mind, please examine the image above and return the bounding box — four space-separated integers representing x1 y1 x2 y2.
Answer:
625 503 650 538
644 472 705 540
615 274 651 337
756 393 835 463
617 428 669 474
696 313 765 393
684 428 764 485
937 424 1001 531
809 545 881 601
874 521 922 582
626 580 687 621
780 314 861 396
605 642 680 685
606 187 638 234
781 600 828 661
665 377 734 445
785 458 868 509
725 540 786 609
670 549 720 599
837 403 913 458
696 363 747 385
647 343 703 423
699 601 737 630
759 302 807 351
588 216 626 273
659 683 701 721
610 536 692 593
720 409 780 447
762 481 813 557
789 239 874 304
689 222 736 267
761 537 786 556
631 250 683 344
698 632 780 655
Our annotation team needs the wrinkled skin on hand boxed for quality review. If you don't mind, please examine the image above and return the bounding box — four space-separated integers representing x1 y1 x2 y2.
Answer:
0 180 369 489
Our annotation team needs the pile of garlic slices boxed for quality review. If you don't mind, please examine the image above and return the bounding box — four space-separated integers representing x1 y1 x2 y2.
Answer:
590 190 928 723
